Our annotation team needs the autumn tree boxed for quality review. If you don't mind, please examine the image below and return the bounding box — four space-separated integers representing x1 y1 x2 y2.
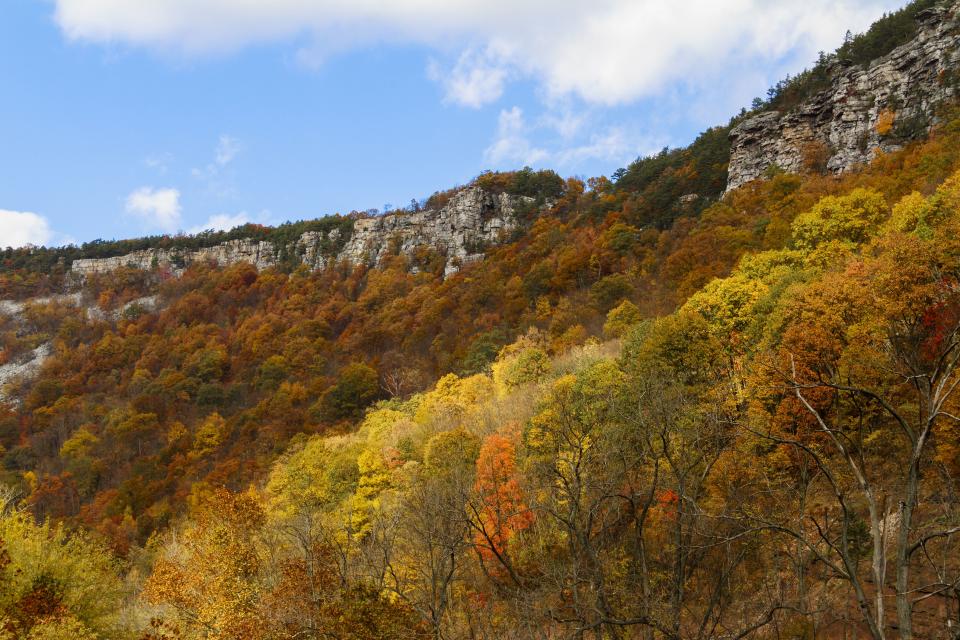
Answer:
143 488 267 639
316 362 381 423
0 493 127 639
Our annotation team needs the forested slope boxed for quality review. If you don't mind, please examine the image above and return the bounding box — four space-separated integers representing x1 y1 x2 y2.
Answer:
2 113 959 637
2 3 960 638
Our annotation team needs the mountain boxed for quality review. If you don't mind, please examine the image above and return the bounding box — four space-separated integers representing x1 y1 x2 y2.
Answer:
2 2 960 639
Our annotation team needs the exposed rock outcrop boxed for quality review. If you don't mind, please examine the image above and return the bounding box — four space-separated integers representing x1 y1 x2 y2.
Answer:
0 343 51 404
71 187 533 279
335 188 527 277
727 3 960 192
71 239 277 276
0 293 165 403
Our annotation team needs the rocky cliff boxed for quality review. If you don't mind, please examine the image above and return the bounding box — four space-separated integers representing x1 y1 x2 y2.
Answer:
69 6 960 274
727 2 960 192
71 239 278 276
71 187 533 279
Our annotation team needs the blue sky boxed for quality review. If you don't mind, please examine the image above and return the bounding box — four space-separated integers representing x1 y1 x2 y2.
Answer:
1 0 905 248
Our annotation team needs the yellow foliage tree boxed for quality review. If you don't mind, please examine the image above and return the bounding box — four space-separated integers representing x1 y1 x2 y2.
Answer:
143 488 267 639
791 188 888 252
191 412 228 459
0 507 126 639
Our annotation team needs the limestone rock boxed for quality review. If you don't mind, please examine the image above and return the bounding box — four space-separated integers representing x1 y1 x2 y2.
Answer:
0 343 51 405
338 187 530 272
71 239 277 276
727 3 960 192
70 186 534 279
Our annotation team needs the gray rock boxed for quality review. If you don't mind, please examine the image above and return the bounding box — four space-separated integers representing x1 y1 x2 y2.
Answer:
0 343 51 405
71 239 276 276
70 187 534 279
727 3 960 192
338 187 530 273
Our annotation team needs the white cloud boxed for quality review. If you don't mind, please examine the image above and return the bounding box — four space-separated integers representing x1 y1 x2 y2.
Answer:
0 210 53 248
193 135 242 197
429 46 510 108
144 152 173 173
484 107 548 166
54 0 903 105
215 135 240 166
541 105 588 140
485 105 664 170
187 212 251 234
125 187 182 231
554 129 630 166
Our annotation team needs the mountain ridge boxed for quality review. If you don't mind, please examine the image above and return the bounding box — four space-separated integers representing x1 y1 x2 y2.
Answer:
5 3 960 638
70 186 536 280
26 0 960 284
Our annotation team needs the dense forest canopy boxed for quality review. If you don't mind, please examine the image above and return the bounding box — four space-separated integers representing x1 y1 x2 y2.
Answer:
2 3 960 639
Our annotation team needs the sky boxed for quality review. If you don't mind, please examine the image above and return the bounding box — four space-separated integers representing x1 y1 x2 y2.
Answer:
0 0 908 248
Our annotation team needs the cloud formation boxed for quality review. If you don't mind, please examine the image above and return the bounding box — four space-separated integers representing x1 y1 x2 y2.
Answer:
193 134 242 197
0 210 53 248
125 187 182 231
144 152 173 174
429 46 510 108
54 0 901 106
484 107 547 166
484 105 664 169
187 212 251 234
214 135 240 167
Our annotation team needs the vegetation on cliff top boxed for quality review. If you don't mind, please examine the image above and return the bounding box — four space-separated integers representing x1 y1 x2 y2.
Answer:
757 0 947 114
0 169 565 294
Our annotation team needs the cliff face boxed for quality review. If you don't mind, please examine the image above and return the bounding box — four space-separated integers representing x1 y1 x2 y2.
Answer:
71 240 278 276
335 188 526 277
727 2 960 192
71 187 533 279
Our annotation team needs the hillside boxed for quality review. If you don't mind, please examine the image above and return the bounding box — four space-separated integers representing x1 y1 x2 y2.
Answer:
2 2 960 639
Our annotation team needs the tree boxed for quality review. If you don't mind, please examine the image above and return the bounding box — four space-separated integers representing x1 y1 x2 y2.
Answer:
143 488 267 639
317 363 381 423
190 412 228 459
791 188 887 253
589 273 634 312
386 463 473 640
757 231 960 639
468 426 532 583
492 346 550 393
424 429 480 476
603 300 642 339
0 498 126 639
522 361 671 638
